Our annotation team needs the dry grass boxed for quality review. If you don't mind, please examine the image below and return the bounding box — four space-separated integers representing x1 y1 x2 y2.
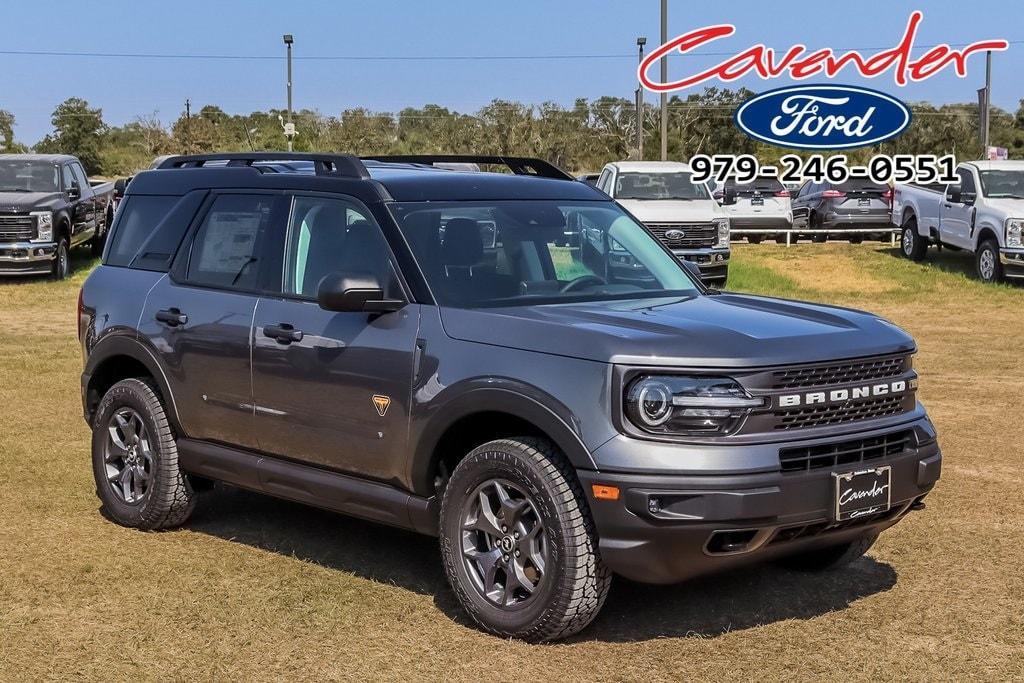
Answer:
1 244 1023 681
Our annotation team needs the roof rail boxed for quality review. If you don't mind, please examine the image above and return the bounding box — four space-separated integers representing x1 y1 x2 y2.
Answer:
156 153 370 179
363 155 574 181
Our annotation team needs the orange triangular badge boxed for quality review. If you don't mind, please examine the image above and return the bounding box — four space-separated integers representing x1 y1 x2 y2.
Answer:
372 395 391 417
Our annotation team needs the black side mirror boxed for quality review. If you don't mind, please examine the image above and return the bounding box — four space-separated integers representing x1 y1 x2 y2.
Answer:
722 187 738 206
680 259 703 281
945 185 961 203
67 183 81 199
317 272 405 313
114 178 129 197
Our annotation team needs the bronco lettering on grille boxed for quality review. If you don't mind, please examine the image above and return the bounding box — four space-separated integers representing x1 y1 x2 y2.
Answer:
776 378 917 409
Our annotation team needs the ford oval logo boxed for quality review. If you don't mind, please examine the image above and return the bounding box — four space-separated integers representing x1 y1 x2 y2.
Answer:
734 84 912 150
664 229 685 240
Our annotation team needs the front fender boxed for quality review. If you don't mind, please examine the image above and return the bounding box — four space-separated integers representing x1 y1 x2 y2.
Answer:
408 379 599 496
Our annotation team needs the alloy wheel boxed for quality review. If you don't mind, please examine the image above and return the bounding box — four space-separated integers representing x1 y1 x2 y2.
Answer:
460 479 548 608
979 247 996 280
902 228 914 256
104 407 154 505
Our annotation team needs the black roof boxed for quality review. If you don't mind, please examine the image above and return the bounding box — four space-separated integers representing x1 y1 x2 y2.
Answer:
127 153 607 203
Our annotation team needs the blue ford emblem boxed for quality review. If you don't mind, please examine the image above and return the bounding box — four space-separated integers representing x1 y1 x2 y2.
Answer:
734 84 911 150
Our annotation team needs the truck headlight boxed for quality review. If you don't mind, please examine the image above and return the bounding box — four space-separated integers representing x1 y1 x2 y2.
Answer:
1006 218 1024 248
30 211 53 242
624 375 765 436
714 218 730 248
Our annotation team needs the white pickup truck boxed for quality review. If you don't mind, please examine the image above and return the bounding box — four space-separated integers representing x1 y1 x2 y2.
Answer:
594 161 730 284
893 160 1024 283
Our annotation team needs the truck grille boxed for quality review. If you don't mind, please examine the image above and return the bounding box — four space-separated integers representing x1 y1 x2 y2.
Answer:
771 353 909 390
774 395 906 431
778 430 912 472
645 222 717 249
0 215 34 241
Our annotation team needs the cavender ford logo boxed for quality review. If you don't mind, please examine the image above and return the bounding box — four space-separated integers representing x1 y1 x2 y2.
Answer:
776 378 917 409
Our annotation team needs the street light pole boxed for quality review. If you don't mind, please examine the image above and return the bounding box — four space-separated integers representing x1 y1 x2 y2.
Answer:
660 0 668 161
283 34 295 152
636 36 646 160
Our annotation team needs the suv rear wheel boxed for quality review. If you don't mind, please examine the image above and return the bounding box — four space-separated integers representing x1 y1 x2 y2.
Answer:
439 437 611 642
91 378 196 530
775 532 878 572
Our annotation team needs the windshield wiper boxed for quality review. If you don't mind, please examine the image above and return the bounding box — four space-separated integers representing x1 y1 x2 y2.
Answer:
0 187 32 193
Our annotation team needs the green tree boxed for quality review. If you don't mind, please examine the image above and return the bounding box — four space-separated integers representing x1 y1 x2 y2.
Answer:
35 98 108 174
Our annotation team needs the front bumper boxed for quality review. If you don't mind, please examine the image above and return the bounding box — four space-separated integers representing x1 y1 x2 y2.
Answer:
671 247 730 283
0 241 56 276
578 417 940 584
999 247 1024 279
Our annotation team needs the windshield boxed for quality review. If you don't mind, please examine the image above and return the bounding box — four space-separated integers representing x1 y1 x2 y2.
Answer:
615 172 710 201
389 200 700 308
979 170 1024 199
0 161 59 193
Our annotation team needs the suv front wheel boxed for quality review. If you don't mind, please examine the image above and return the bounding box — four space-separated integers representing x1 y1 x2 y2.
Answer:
91 378 196 530
439 438 611 642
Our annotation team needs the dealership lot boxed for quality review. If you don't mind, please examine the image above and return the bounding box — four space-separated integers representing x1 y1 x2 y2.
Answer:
1 243 1021 679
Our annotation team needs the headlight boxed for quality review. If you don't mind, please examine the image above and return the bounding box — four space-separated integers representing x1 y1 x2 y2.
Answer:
30 211 53 242
624 375 765 436
1006 218 1024 248
714 217 730 248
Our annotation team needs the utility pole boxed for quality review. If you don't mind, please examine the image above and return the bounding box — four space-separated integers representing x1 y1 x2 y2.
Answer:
660 0 668 160
984 50 992 157
283 34 295 151
184 98 191 154
636 37 646 160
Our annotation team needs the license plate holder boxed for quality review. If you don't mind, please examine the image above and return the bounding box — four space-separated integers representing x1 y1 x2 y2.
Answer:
751 197 765 206
833 466 891 521
858 198 871 206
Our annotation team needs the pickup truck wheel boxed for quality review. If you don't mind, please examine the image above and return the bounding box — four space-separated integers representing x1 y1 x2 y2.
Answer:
91 378 196 530
51 238 70 280
901 219 928 261
775 532 878 572
91 210 111 256
439 437 611 642
976 238 1003 283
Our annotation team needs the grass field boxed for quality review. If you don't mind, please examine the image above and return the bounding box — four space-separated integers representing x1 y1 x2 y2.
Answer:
1 243 1022 681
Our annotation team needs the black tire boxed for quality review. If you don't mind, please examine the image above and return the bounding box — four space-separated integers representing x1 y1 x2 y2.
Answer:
976 238 1004 283
849 235 864 244
747 235 763 244
775 532 878 572
51 237 70 280
439 437 611 642
91 208 112 256
810 212 827 242
901 218 928 261
91 378 196 530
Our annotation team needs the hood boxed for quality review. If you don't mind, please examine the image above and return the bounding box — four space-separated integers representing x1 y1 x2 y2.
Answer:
439 294 915 368
983 197 1024 217
0 191 63 212
616 198 723 223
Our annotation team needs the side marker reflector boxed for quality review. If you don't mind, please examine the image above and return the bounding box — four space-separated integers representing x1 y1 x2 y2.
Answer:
591 484 620 501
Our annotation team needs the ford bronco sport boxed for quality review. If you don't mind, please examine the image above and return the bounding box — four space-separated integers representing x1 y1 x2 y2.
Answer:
80 153 941 642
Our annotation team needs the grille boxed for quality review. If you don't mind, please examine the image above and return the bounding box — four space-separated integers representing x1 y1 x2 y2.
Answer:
778 430 912 473
645 222 717 249
0 215 34 242
771 354 909 390
773 395 905 431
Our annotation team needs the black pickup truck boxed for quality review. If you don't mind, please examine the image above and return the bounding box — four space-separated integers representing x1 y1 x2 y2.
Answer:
0 154 116 278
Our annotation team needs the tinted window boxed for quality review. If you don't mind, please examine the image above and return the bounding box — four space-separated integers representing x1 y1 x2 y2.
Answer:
106 196 180 267
0 160 58 192
615 172 710 200
186 194 280 290
61 165 76 192
957 168 978 195
280 196 398 298
724 176 784 195
71 162 89 190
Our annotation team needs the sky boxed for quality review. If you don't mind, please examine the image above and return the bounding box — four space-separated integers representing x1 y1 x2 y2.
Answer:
1 0 1022 144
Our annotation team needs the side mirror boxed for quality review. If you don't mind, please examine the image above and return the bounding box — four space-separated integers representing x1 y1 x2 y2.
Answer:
67 183 81 199
945 185 961 203
316 272 405 313
680 259 703 281
114 178 129 197
721 187 738 206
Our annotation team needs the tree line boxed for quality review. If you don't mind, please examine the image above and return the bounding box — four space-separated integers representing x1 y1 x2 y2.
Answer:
3 88 1024 177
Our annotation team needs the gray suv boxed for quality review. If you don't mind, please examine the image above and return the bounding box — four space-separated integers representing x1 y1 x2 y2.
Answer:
792 179 893 242
79 153 941 642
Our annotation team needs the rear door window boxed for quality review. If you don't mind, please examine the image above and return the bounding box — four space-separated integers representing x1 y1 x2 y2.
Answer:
185 194 285 291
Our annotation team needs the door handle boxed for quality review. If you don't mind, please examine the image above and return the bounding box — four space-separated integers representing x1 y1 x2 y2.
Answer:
263 323 303 344
943 204 952 209
155 308 188 327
